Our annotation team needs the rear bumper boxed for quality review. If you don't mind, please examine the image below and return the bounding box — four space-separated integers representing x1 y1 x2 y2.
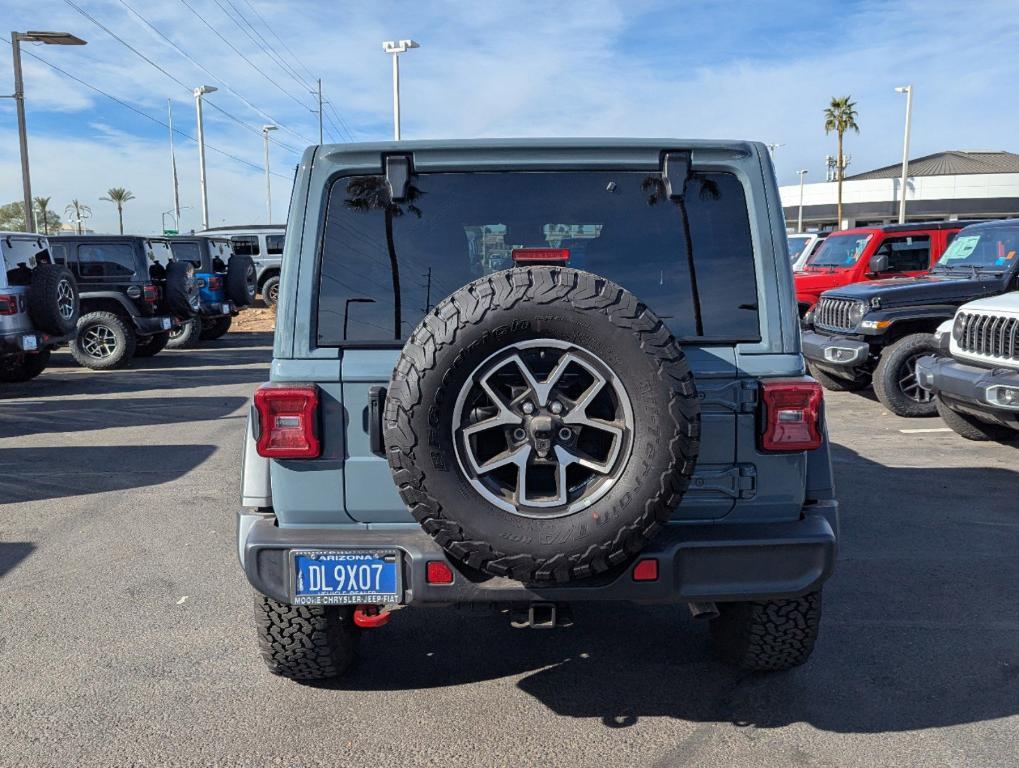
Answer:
238 502 838 606
0 329 73 352
801 330 871 370
199 298 234 317
132 315 173 336
916 354 1019 415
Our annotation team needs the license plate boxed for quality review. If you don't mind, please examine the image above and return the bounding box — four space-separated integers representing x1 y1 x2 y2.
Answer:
292 549 401 605
21 334 37 351
161 317 172 330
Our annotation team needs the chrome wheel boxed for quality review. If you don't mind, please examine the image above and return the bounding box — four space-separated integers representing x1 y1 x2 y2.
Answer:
452 339 633 517
899 352 933 404
266 281 279 304
57 279 75 320
81 324 117 359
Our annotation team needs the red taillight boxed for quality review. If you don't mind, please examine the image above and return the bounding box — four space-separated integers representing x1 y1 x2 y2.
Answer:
0 295 17 315
511 248 570 264
632 558 659 582
143 284 159 304
760 380 823 452
426 561 454 584
208 276 223 291
253 385 320 458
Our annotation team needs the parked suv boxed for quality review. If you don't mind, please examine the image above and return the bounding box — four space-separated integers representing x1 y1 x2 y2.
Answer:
166 236 257 347
916 290 1019 441
802 219 1019 417
0 232 79 382
788 231 826 272
237 139 839 681
50 235 199 368
795 222 966 316
196 225 284 307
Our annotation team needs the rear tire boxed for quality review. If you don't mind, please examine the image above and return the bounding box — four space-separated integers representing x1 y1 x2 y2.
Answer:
254 593 359 681
872 333 939 417
936 396 1016 441
71 311 135 370
199 315 232 340
134 331 170 358
28 264 78 335
166 318 202 349
227 255 257 307
261 275 280 308
710 591 822 671
807 362 871 392
0 349 51 383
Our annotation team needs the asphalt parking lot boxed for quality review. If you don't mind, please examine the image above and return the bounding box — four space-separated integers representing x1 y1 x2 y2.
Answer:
1 334 1017 768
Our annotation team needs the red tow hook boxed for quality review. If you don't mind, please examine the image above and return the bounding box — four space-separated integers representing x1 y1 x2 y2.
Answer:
353 605 391 629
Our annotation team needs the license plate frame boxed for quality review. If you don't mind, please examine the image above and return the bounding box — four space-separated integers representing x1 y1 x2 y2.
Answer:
289 548 402 606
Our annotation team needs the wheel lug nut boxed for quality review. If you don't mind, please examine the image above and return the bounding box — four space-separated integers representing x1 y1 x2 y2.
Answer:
512 427 527 442
522 402 535 415
558 427 572 441
550 401 563 414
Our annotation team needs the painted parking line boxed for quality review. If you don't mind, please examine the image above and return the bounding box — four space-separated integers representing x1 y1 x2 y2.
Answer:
899 427 953 434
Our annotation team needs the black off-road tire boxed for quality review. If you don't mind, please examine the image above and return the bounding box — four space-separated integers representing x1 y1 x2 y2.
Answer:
254 593 359 681
807 362 871 392
261 274 280 307
872 333 939 417
71 311 136 370
166 318 202 349
199 315 233 340
936 396 1016 442
133 331 170 358
28 263 78 335
384 266 700 584
710 591 822 671
0 349 51 383
226 255 257 307
165 261 200 318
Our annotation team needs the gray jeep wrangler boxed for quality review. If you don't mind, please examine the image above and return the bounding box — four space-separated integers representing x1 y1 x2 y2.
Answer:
238 139 839 681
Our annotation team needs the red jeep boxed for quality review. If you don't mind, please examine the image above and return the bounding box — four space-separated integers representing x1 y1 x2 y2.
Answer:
795 222 967 317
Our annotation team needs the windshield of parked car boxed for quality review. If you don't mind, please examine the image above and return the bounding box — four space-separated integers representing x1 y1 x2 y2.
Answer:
787 234 811 261
317 170 761 346
933 226 1019 272
805 233 871 268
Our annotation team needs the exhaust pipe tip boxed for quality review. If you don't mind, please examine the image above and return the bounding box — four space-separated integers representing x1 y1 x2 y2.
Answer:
687 601 719 621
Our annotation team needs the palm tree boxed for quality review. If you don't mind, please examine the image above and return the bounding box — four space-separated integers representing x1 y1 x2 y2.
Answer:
100 187 135 235
824 96 860 229
64 200 93 235
33 196 52 235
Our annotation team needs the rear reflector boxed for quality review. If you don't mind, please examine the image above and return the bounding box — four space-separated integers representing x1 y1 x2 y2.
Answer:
632 558 659 582
760 380 823 452
143 284 159 304
426 561 454 584
511 248 570 264
208 276 223 291
253 384 320 458
0 295 17 315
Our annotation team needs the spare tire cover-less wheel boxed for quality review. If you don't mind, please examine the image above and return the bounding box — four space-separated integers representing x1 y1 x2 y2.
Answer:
384 266 700 583
226 255 257 306
165 261 200 318
28 264 78 335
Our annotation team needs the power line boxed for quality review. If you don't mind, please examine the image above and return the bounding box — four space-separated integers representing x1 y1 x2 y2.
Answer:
116 0 313 149
216 0 316 94
239 0 318 85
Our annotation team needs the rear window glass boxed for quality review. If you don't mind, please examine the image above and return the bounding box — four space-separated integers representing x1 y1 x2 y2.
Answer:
806 233 871 268
169 241 203 266
232 235 260 256
266 234 285 254
317 171 759 346
75 243 138 279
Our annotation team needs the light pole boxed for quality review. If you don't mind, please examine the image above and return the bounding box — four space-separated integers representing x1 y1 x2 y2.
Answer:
766 142 785 159
193 84 217 230
797 169 808 233
7 31 86 232
262 125 278 223
382 39 419 140
895 85 913 224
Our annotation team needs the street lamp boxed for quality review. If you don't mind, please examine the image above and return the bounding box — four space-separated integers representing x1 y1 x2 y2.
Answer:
7 31 86 232
193 84 218 230
382 39 419 141
797 169 808 233
895 85 913 225
262 125 278 224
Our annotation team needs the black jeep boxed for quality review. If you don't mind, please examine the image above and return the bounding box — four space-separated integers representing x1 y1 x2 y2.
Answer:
802 219 1019 417
49 235 199 369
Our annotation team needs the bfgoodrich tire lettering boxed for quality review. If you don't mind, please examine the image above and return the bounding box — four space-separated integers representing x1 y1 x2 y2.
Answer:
254 593 359 681
384 266 700 583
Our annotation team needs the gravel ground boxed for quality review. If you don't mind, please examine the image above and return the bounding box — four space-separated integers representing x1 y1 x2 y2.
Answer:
1 336 1017 767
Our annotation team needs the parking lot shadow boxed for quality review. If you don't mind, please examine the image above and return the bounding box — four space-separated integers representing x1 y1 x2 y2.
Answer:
0 542 35 580
0 445 217 503
325 444 1019 735
0 396 248 439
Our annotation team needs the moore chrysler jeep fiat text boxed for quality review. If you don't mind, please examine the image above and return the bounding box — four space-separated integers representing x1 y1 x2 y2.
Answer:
237 139 839 680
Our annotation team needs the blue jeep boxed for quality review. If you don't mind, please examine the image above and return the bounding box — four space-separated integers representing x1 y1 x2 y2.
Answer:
239 139 839 680
165 236 256 347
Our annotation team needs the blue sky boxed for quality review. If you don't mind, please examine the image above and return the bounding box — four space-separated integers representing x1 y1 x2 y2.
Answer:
2 0 1018 233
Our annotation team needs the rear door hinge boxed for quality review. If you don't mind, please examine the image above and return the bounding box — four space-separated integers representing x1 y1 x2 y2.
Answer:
698 379 758 413
689 464 757 499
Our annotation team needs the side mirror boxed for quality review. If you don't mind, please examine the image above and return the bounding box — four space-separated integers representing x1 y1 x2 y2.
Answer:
868 253 889 274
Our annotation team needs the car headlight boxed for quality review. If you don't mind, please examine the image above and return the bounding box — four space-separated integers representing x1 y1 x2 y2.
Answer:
848 303 866 326
952 313 966 342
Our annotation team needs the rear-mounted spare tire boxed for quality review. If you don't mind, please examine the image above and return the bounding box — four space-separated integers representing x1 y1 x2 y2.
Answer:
384 266 700 583
165 261 200 318
226 255 257 307
28 264 78 335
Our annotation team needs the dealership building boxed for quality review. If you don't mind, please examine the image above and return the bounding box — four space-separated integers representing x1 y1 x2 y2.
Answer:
780 150 1019 231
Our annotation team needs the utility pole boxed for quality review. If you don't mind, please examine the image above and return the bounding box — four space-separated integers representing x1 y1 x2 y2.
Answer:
383 40 420 141
895 85 914 225
167 99 181 232
262 125 278 223
314 78 323 144
193 84 217 230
